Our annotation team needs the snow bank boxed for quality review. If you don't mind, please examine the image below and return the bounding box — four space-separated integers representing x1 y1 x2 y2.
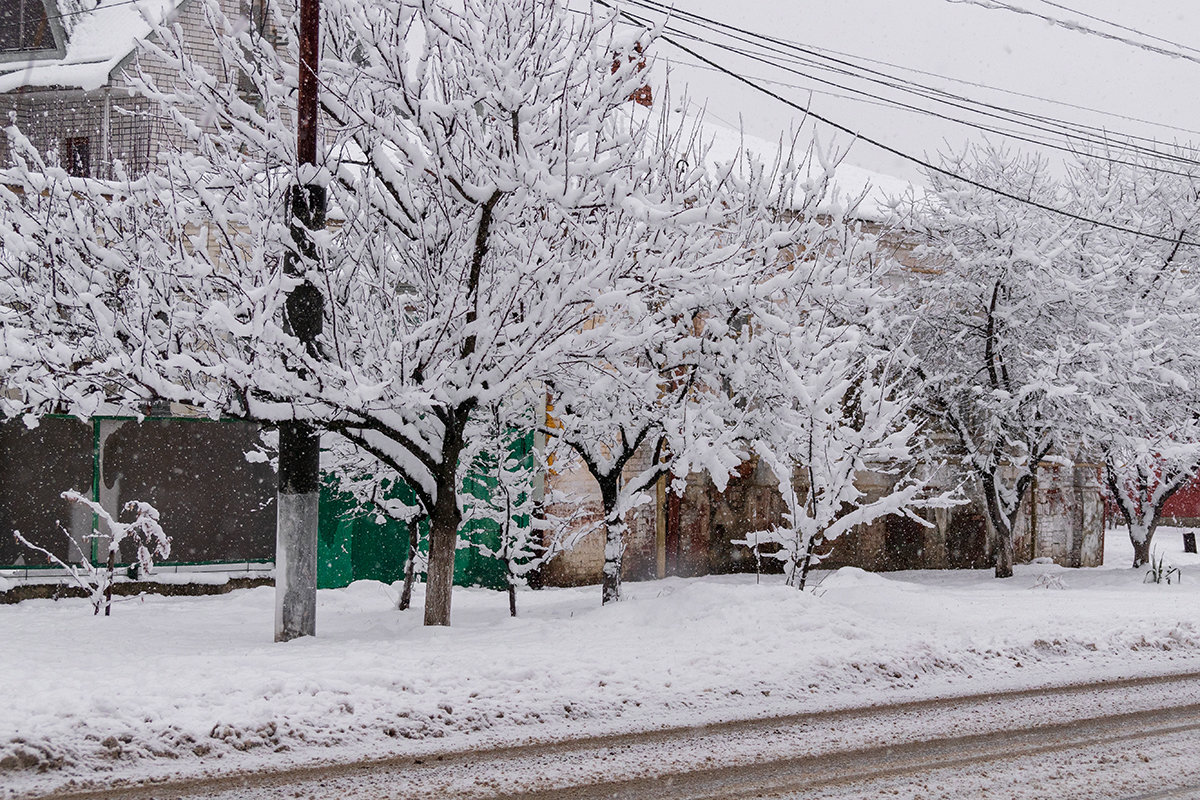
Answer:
2 533 1199 796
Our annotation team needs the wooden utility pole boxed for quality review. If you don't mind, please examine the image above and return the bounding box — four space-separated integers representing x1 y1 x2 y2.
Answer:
275 0 325 642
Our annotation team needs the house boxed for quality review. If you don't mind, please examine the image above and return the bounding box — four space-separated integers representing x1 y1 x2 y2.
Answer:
0 0 265 179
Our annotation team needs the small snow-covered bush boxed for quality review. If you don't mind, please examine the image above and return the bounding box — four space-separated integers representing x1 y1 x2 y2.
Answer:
13 491 170 615
1032 572 1067 590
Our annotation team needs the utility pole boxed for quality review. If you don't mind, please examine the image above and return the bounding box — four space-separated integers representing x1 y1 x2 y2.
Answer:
275 0 325 642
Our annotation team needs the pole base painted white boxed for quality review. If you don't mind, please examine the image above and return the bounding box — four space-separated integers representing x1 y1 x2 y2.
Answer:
275 491 319 642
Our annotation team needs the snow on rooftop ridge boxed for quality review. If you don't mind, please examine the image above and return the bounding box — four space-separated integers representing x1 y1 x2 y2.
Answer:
692 115 922 222
0 0 183 93
617 101 919 221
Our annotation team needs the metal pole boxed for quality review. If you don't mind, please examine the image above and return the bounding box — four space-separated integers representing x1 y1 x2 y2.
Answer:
275 0 325 642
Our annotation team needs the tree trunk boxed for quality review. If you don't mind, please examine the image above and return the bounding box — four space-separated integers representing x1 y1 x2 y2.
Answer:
599 477 623 605
103 545 115 616
424 413 469 626
994 529 1014 578
981 470 1017 579
397 517 420 611
796 532 823 591
508 581 517 617
424 487 460 626
602 518 625 604
1131 534 1153 569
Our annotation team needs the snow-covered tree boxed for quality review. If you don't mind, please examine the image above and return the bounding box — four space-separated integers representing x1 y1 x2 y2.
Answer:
747 311 935 590
904 147 1095 578
740 173 941 589
460 403 544 616
1065 145 1200 567
1103 432 1200 567
540 122 817 605
0 0 762 625
13 492 169 616
906 141 1200 576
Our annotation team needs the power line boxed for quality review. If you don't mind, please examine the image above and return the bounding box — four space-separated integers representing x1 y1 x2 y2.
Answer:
622 0 1200 174
751 30 1200 141
623 0 1200 163
597 0 1200 249
944 0 1200 66
657 53 1200 170
28 0 1200 155
651 21 1200 179
1032 0 1200 57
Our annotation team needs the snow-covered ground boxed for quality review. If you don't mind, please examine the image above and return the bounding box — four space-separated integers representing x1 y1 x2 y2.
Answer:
3 527 1200 797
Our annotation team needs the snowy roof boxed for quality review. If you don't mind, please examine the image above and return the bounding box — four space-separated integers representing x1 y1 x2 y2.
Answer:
686 112 923 222
0 0 182 93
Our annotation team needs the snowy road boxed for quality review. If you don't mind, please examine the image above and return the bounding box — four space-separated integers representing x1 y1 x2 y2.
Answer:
27 669 1200 800
7 535 1200 797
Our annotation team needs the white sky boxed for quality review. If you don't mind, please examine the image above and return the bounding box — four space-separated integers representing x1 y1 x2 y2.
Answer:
626 0 1200 184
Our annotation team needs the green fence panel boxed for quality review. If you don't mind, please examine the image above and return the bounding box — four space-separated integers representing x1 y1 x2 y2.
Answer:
456 515 507 590
317 476 420 589
350 511 409 585
457 426 535 590
318 425 536 591
317 483 355 589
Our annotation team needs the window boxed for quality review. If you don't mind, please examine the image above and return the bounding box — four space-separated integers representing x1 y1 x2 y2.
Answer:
63 136 90 178
238 0 277 46
236 0 277 109
0 0 60 56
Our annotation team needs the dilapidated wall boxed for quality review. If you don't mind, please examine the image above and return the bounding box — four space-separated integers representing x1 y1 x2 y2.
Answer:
541 450 1105 587
540 440 660 587
1008 461 1105 568
697 459 991 575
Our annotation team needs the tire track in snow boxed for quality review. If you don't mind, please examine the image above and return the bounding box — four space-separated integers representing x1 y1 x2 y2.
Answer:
22 668 1200 800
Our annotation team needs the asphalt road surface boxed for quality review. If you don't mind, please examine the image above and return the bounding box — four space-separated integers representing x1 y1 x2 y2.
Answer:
27 670 1200 800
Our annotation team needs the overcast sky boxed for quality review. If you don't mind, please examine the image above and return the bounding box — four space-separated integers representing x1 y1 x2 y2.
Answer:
624 0 1200 183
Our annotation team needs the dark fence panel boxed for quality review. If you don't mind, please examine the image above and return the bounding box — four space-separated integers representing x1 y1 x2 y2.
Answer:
0 417 94 566
98 419 275 564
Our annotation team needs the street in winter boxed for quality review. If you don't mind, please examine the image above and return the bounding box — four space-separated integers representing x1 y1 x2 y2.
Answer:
5 534 1200 799
3 0 1200 798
